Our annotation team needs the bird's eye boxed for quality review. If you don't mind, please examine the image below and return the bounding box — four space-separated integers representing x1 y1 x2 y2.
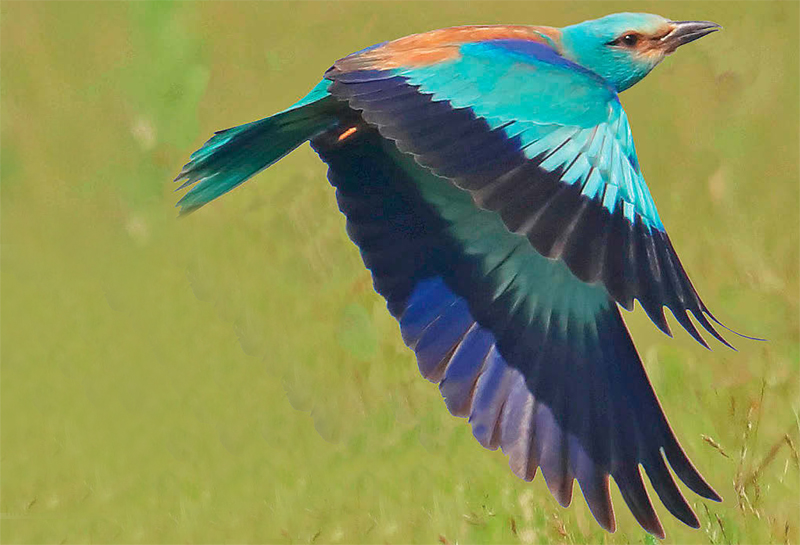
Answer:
620 33 639 46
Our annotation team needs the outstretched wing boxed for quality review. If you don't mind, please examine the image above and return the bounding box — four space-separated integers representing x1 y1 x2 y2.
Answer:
327 33 731 348
311 123 720 538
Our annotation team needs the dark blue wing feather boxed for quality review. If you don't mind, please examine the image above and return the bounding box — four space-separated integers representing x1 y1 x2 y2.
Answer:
310 124 719 537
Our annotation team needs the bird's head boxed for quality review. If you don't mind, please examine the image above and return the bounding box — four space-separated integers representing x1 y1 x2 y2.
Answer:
560 13 721 92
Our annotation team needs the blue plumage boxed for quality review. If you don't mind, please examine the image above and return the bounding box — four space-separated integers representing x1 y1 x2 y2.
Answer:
174 13 750 539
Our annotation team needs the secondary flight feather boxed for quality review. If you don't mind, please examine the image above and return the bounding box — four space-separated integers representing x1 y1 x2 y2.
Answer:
175 13 744 538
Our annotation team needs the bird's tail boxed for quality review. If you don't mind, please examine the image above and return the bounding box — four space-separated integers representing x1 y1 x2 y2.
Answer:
174 80 337 214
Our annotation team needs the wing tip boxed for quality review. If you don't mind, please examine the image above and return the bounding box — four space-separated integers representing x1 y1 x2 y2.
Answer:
543 474 574 508
704 309 767 343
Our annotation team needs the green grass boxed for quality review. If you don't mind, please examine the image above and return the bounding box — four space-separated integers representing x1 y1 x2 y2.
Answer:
1 2 798 543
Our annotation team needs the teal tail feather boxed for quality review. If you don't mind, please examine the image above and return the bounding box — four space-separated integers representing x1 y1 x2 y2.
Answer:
175 81 337 214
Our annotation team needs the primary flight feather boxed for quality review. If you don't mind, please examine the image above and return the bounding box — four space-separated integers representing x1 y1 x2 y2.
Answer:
175 13 734 538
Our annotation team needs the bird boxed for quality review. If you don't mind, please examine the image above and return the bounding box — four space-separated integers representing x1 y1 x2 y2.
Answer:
175 12 741 538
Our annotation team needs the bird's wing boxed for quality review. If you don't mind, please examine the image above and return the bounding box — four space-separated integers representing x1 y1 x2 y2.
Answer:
312 125 719 538
327 34 731 348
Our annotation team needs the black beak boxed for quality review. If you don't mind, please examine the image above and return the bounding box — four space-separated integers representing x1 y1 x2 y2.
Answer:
662 20 721 52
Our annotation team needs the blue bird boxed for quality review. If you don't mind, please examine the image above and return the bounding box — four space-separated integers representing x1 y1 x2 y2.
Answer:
175 13 741 537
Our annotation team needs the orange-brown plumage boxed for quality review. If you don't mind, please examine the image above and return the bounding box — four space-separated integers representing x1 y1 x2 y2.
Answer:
335 25 563 70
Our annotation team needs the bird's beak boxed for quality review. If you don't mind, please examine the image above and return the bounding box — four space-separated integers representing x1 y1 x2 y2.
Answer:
661 20 721 53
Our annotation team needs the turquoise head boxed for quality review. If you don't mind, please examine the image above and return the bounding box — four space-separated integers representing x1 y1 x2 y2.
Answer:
560 13 721 92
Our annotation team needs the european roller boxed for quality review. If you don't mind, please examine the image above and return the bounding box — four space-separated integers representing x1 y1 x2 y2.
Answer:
175 13 742 538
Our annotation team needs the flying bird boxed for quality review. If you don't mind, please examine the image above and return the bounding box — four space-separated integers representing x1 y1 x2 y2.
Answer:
175 13 738 538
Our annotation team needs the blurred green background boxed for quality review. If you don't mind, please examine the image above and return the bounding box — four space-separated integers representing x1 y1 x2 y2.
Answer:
2 2 798 543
